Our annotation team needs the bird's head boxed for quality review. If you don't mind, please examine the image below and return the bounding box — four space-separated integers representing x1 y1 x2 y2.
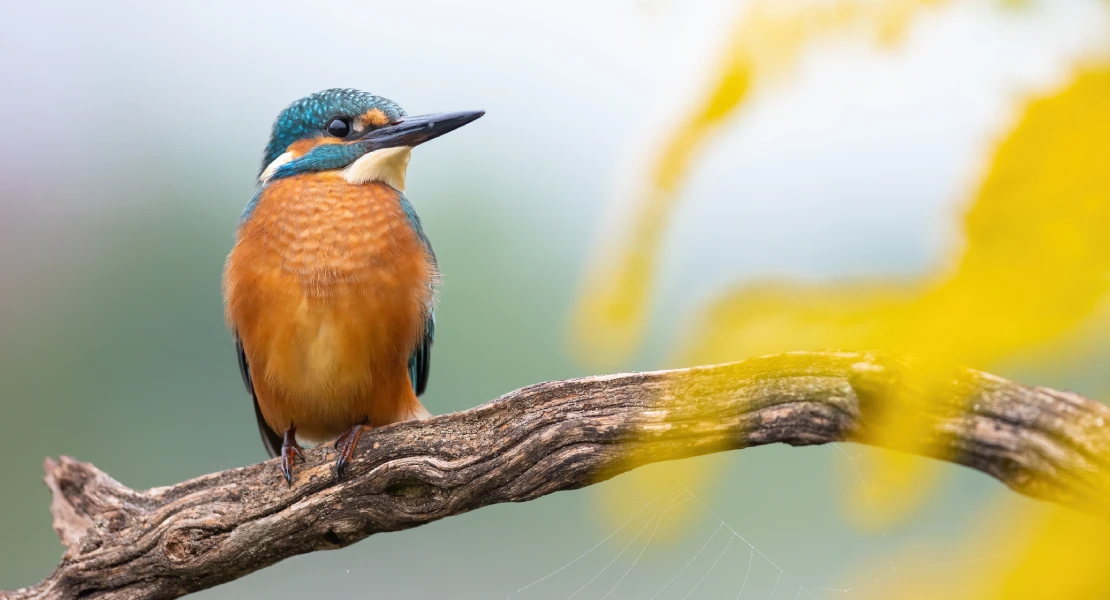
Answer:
258 88 483 191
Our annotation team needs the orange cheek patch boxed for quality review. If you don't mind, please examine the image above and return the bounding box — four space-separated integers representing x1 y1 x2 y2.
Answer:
361 108 391 128
285 137 344 158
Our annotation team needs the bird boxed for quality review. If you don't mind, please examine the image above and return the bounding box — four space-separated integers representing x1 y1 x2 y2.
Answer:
223 88 483 484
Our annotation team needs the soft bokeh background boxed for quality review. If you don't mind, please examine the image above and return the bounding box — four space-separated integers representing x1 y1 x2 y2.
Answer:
2 0 1108 598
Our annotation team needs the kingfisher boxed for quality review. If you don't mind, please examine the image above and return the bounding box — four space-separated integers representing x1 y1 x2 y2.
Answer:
224 88 483 484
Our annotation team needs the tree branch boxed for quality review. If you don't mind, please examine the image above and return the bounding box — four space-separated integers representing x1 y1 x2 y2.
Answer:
3 351 1109 600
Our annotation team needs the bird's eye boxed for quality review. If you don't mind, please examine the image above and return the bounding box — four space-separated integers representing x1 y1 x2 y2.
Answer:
326 117 351 138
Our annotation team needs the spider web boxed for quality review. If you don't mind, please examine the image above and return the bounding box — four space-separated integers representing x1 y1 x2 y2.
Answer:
505 445 1015 600
507 481 843 600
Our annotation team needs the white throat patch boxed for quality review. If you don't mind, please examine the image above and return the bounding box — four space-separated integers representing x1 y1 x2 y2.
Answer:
342 146 412 191
259 151 294 183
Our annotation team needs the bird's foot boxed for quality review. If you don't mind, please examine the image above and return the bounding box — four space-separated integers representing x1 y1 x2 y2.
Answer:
281 426 304 485
333 422 370 479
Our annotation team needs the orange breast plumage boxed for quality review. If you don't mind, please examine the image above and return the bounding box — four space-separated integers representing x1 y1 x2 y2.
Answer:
223 174 435 443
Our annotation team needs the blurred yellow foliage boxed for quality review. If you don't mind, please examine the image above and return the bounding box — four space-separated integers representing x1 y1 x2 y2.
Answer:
688 62 1110 524
832 504 1110 599
988 507 1110 599
574 0 1110 595
571 0 954 368
682 63 1110 527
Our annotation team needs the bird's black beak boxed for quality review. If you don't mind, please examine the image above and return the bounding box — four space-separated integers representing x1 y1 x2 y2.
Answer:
356 110 484 150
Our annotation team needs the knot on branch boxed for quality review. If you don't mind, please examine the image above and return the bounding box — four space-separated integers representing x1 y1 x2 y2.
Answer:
846 354 966 438
162 528 229 565
385 477 435 499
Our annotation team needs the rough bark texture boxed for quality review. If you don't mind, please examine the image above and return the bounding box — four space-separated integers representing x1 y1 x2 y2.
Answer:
3 351 1109 600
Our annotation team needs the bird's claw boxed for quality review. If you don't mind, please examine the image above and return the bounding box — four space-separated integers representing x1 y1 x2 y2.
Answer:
334 423 369 479
281 426 304 485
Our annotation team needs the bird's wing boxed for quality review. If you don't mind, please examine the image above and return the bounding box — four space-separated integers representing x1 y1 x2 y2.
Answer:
408 311 434 396
235 333 283 458
400 191 436 398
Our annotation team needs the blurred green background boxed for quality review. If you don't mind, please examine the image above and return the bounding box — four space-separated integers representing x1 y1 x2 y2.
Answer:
2 1 1108 598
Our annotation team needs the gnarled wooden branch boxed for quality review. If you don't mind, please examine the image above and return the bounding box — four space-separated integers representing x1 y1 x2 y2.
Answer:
3 351 1109 600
